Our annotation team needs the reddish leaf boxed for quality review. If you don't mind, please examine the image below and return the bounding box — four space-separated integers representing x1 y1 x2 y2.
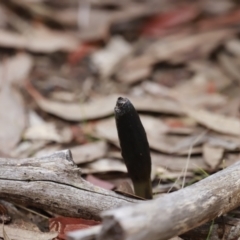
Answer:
198 8 240 31
49 217 100 240
86 174 115 190
68 42 98 65
206 82 217 94
165 119 185 128
142 5 199 37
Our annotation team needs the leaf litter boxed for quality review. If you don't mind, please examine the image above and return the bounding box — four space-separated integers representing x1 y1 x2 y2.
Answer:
1 1 240 239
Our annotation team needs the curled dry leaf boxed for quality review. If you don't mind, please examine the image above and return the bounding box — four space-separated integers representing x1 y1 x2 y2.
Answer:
91 36 132 78
183 106 240 136
0 53 33 85
71 141 108 164
203 144 224 170
0 85 26 154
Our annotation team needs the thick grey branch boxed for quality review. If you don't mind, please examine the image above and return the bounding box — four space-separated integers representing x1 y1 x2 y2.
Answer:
0 150 138 220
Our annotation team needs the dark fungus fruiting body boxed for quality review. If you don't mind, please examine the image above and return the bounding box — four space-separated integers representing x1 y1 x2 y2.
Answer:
114 97 152 199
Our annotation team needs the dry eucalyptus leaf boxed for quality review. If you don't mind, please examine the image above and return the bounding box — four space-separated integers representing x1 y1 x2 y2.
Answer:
82 158 127 174
207 134 240 150
183 107 240 136
33 145 61 158
218 53 240 83
30 85 182 121
225 39 240 56
0 225 58 240
147 29 234 64
203 144 224 170
170 135 207 154
133 95 182 115
94 118 119 145
33 93 118 121
23 123 73 143
187 61 231 91
0 26 78 53
157 169 193 180
0 85 26 154
77 9 111 40
151 153 207 172
10 140 48 158
116 56 154 84
91 36 132 78
0 53 33 85
71 141 108 164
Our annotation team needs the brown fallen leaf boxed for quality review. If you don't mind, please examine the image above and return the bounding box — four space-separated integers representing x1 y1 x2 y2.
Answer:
183 106 240 136
115 181 134 196
203 144 224 170
71 141 108 165
50 217 100 240
0 84 26 154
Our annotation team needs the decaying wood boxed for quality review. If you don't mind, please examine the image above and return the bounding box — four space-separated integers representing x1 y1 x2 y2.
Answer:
67 160 240 240
0 150 138 220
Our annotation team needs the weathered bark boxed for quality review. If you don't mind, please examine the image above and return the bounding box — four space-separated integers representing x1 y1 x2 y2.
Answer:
67 160 240 240
67 216 240 240
0 150 138 220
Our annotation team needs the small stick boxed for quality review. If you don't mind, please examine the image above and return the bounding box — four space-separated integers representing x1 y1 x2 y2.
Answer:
114 97 152 199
